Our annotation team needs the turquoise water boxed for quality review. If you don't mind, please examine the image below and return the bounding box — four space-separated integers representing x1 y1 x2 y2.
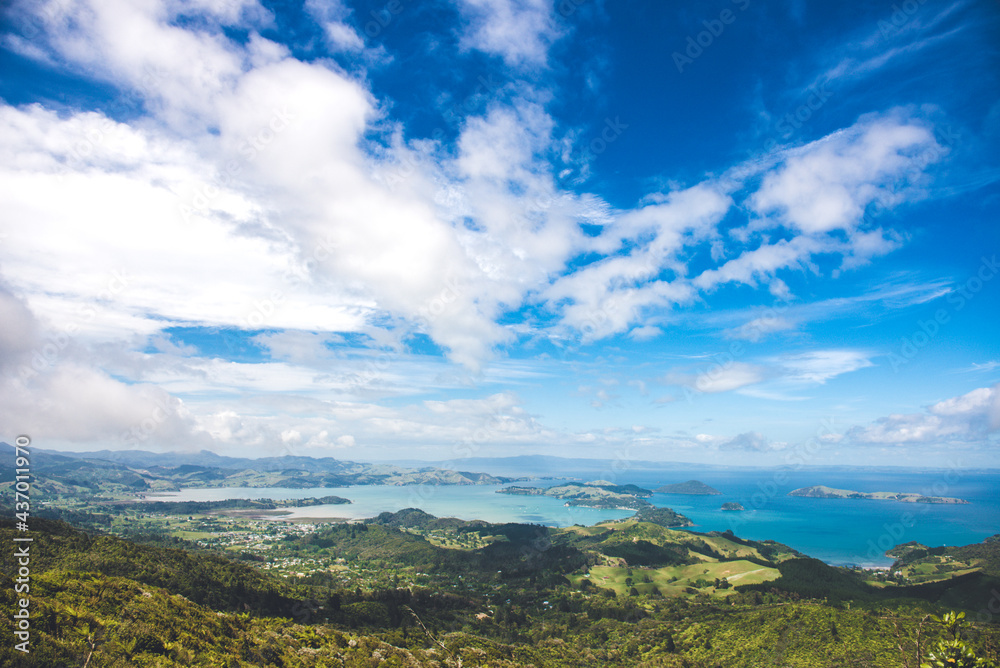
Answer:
146 467 1000 567
146 484 634 527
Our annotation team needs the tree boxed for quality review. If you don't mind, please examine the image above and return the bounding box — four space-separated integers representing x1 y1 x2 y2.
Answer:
921 612 996 668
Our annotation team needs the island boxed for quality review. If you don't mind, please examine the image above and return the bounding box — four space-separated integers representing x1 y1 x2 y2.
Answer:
788 485 969 504
654 480 722 495
497 480 653 510
630 505 694 527
720 502 745 511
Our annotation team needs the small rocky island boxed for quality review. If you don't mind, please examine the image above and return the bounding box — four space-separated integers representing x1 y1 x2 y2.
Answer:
788 485 968 504
720 502 745 511
498 480 653 510
654 480 722 495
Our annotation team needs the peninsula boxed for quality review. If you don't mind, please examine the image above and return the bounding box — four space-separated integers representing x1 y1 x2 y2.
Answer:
497 480 654 510
788 485 969 504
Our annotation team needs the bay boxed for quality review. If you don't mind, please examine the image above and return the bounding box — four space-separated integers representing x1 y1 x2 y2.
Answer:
145 484 634 527
145 467 1000 568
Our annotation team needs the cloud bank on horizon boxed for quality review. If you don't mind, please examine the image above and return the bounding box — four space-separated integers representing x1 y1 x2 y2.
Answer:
0 0 997 466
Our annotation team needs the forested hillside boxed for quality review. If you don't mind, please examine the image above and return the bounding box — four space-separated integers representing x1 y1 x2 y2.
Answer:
3 507 1000 666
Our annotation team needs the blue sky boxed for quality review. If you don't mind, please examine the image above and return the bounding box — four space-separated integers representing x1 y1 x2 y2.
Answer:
0 0 998 466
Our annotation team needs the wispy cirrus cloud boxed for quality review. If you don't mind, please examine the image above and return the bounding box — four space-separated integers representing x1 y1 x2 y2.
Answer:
709 276 954 343
663 350 873 399
960 361 1000 374
777 350 874 384
665 362 770 395
811 1 971 90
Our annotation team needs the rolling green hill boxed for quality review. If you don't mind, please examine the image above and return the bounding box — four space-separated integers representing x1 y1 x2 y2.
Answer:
2 508 999 667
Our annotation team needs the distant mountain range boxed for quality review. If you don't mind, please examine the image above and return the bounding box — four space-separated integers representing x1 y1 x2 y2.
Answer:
0 443 527 496
31 447 415 473
391 454 727 477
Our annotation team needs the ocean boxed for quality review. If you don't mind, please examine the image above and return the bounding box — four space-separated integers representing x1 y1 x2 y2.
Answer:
145 466 1000 567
